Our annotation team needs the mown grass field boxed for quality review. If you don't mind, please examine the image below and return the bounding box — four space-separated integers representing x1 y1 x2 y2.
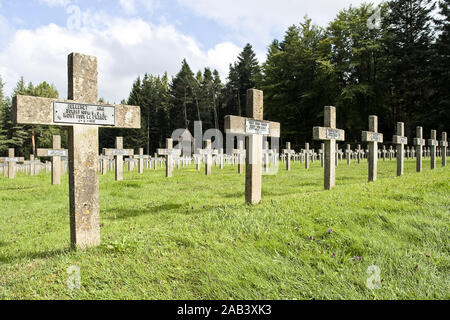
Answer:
0 157 449 300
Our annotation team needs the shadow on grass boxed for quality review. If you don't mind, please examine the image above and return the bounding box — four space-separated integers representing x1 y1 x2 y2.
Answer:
0 185 39 191
104 203 184 220
0 248 71 264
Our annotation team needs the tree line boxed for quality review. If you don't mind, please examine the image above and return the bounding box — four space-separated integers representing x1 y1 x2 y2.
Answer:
0 0 449 157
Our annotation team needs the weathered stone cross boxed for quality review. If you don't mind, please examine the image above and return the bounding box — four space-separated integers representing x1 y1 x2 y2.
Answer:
413 127 425 173
13 53 140 249
392 122 407 176
225 89 280 204
158 138 181 178
440 132 448 167
282 142 295 171
304 143 312 170
198 139 218 176
133 148 148 174
104 137 134 181
233 139 246 174
313 106 345 190
346 144 352 165
428 130 438 170
0 148 24 179
362 115 383 182
37 135 68 185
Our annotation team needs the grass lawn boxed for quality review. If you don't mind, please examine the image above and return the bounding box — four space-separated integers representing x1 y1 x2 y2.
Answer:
0 157 449 300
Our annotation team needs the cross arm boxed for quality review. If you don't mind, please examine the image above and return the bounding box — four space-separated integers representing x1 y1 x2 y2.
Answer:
13 95 141 128
362 131 383 143
0 157 25 162
313 127 345 141
104 149 134 156
393 136 408 145
37 149 68 157
157 149 182 156
224 115 280 138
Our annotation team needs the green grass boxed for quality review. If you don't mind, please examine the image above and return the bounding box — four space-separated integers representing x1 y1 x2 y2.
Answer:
0 157 449 300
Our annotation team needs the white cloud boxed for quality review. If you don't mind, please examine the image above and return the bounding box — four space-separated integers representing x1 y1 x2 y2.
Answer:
0 13 242 103
178 0 385 46
119 0 136 15
39 0 71 7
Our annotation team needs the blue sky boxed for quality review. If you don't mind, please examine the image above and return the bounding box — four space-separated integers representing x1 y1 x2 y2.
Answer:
0 0 383 103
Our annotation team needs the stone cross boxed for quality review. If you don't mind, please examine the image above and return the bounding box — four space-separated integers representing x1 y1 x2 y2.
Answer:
133 148 148 174
313 106 345 190
37 135 68 185
13 53 140 249
233 139 246 174
224 89 280 204
304 143 311 169
198 139 218 176
99 154 111 175
362 115 383 182
428 130 438 170
193 153 202 171
441 132 448 167
346 144 352 165
283 142 295 171
393 122 408 176
158 138 181 178
356 145 363 164
413 127 426 173
0 148 24 179
104 137 134 181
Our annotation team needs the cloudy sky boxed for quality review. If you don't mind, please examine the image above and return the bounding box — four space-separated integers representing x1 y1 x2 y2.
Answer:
0 0 383 103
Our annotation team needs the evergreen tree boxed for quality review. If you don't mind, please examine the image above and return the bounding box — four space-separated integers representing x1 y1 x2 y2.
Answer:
384 0 436 136
261 19 333 147
0 75 9 153
327 3 389 141
235 44 262 117
433 0 450 131
170 59 197 130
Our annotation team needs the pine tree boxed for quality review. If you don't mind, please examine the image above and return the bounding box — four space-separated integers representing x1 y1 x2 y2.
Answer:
0 75 9 153
384 0 436 135
170 59 197 130
235 44 262 117
433 0 450 130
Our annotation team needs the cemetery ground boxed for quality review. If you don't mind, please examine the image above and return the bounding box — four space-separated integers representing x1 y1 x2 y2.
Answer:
0 159 448 300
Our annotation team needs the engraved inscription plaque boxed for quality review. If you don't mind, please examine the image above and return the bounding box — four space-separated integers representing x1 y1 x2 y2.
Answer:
54 102 115 125
326 128 341 140
48 150 68 157
246 120 270 135
372 133 383 142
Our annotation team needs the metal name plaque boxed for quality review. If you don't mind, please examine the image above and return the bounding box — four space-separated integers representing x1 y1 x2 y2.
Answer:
48 150 67 157
399 137 407 145
54 102 115 125
326 129 341 140
372 133 383 142
112 150 128 156
415 138 425 146
5 158 18 162
246 120 270 135
160 149 181 156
